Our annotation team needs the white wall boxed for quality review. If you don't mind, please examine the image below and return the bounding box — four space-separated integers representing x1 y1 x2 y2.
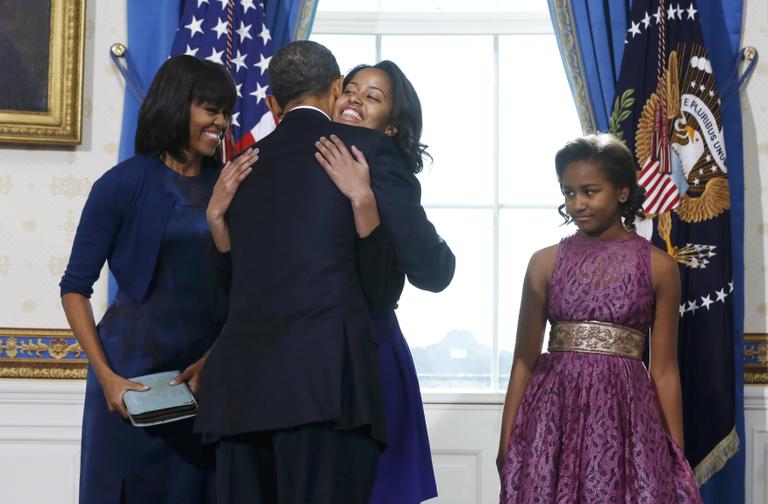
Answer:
0 0 767 503
0 0 123 327
1 382 768 504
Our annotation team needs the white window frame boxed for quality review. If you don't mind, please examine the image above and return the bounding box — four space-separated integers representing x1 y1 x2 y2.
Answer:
313 10 561 404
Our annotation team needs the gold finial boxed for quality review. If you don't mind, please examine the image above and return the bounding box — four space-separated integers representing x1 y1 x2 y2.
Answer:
744 46 757 61
110 43 127 57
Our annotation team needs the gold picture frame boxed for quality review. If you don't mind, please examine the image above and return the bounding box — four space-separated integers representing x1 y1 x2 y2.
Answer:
0 328 86 379
0 0 85 145
745 333 768 385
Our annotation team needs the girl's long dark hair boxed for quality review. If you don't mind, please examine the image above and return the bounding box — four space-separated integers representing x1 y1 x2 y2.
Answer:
344 61 431 174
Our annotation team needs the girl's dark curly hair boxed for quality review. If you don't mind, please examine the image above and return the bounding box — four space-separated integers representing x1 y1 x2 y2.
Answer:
343 61 431 174
554 133 645 231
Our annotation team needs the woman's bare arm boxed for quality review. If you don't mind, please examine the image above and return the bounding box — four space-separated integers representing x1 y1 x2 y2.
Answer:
61 293 147 417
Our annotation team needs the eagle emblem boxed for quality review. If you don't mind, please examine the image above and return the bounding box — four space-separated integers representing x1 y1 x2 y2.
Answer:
635 44 730 226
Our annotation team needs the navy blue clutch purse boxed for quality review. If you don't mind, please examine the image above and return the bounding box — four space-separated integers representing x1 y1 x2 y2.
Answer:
123 371 197 427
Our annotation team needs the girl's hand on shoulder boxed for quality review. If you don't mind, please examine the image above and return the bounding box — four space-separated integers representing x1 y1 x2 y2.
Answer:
99 372 149 419
314 135 372 205
207 148 259 221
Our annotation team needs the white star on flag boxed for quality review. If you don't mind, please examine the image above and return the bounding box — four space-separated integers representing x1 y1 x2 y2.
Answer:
715 288 728 303
237 21 253 41
259 25 271 44
233 50 248 72
653 6 663 24
628 21 642 38
686 3 698 19
254 54 271 75
205 47 225 64
641 11 651 28
185 16 204 37
667 4 677 19
212 17 228 39
250 82 268 103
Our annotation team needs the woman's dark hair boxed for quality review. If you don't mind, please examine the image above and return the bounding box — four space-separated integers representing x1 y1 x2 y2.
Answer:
344 61 431 174
135 55 236 162
554 133 645 231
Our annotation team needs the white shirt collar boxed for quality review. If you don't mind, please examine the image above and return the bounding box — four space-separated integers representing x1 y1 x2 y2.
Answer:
287 105 332 121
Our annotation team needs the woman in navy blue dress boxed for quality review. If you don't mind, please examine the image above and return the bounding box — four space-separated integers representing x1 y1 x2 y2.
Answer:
59 55 258 503
315 60 451 503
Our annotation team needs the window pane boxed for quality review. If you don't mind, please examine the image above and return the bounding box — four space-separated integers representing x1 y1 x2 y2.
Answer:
317 0 548 12
308 34 377 75
395 208 493 390
381 35 495 205
498 34 582 206
316 0 381 12
497 208 574 389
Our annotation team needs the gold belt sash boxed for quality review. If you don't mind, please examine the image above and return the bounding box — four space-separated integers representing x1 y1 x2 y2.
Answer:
548 321 645 360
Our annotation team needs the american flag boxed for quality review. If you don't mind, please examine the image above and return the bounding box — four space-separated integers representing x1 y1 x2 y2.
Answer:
170 0 276 159
638 100 680 214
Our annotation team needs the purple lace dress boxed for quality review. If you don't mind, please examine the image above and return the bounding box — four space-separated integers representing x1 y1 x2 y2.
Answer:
500 232 702 503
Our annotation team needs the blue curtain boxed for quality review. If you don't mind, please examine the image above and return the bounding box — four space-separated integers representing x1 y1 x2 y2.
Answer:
695 1 745 502
546 1 630 132
265 0 319 47
548 1 746 501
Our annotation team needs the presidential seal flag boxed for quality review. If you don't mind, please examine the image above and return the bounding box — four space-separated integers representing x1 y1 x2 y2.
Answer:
612 0 737 484
171 0 276 158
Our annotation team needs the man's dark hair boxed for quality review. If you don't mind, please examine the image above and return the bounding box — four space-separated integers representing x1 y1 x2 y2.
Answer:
268 40 340 107
135 55 236 162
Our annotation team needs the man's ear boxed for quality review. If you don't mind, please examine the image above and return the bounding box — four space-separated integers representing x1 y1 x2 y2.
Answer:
332 76 343 99
265 95 283 119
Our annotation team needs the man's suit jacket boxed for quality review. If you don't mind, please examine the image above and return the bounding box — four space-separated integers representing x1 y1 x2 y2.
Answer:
195 108 455 444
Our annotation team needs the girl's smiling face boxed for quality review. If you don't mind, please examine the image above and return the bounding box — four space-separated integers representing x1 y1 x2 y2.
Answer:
333 68 395 135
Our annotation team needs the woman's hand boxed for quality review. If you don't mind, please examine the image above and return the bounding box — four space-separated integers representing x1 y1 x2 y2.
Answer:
207 148 259 251
171 353 209 395
98 372 149 419
208 148 259 221
315 135 373 205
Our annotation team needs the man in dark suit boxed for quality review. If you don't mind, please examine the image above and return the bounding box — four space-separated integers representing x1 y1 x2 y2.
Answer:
195 40 455 504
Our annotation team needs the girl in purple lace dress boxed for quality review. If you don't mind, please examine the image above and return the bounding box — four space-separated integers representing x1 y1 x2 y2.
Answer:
497 134 702 503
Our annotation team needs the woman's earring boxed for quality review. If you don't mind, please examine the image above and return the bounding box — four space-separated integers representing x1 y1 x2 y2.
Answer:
385 126 397 137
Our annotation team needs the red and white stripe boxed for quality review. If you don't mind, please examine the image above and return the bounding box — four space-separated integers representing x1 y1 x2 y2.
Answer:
638 156 680 214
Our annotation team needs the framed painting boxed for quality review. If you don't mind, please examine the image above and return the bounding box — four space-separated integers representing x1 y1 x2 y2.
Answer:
0 328 86 379
0 0 85 145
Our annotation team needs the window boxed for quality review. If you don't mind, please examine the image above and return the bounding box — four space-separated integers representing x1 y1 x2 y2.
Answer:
311 1 582 394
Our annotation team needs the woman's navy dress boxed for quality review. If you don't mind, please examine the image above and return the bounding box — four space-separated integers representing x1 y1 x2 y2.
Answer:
77 163 228 503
